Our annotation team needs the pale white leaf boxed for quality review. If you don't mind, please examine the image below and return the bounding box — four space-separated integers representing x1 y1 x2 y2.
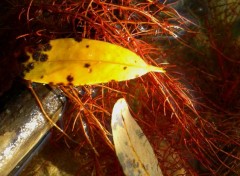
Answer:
111 98 163 176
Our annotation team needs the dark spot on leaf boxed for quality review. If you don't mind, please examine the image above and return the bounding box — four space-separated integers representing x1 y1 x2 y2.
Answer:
126 159 133 167
40 75 44 79
27 62 34 70
138 169 142 174
32 51 41 61
84 63 90 68
43 43 52 51
132 159 138 168
136 129 144 139
112 114 124 129
134 60 137 63
24 67 30 73
40 54 48 62
24 62 34 73
67 75 74 82
123 66 127 70
74 36 82 42
24 68 30 73
86 45 89 48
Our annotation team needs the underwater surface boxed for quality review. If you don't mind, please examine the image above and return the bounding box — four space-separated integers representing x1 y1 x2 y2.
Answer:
0 0 240 175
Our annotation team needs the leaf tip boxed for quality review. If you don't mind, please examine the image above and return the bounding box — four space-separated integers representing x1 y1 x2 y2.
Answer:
149 66 166 73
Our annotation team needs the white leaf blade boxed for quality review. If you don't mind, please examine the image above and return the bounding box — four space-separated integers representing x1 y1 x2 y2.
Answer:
111 98 163 176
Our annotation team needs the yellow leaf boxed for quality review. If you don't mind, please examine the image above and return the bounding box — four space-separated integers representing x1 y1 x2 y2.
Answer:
111 98 163 176
22 38 165 85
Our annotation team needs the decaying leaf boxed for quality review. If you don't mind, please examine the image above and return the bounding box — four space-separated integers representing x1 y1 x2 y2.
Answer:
111 98 163 176
22 38 165 86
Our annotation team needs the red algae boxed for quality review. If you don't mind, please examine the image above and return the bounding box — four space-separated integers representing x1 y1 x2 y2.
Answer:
2 0 240 175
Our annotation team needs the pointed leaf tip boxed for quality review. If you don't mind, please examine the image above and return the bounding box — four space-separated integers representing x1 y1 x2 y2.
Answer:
148 65 165 73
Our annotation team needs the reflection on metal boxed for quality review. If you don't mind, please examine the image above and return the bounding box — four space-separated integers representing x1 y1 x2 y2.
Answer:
0 84 65 176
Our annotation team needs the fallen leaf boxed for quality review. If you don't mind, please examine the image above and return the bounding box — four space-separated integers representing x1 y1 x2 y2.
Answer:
111 98 163 176
22 38 164 86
